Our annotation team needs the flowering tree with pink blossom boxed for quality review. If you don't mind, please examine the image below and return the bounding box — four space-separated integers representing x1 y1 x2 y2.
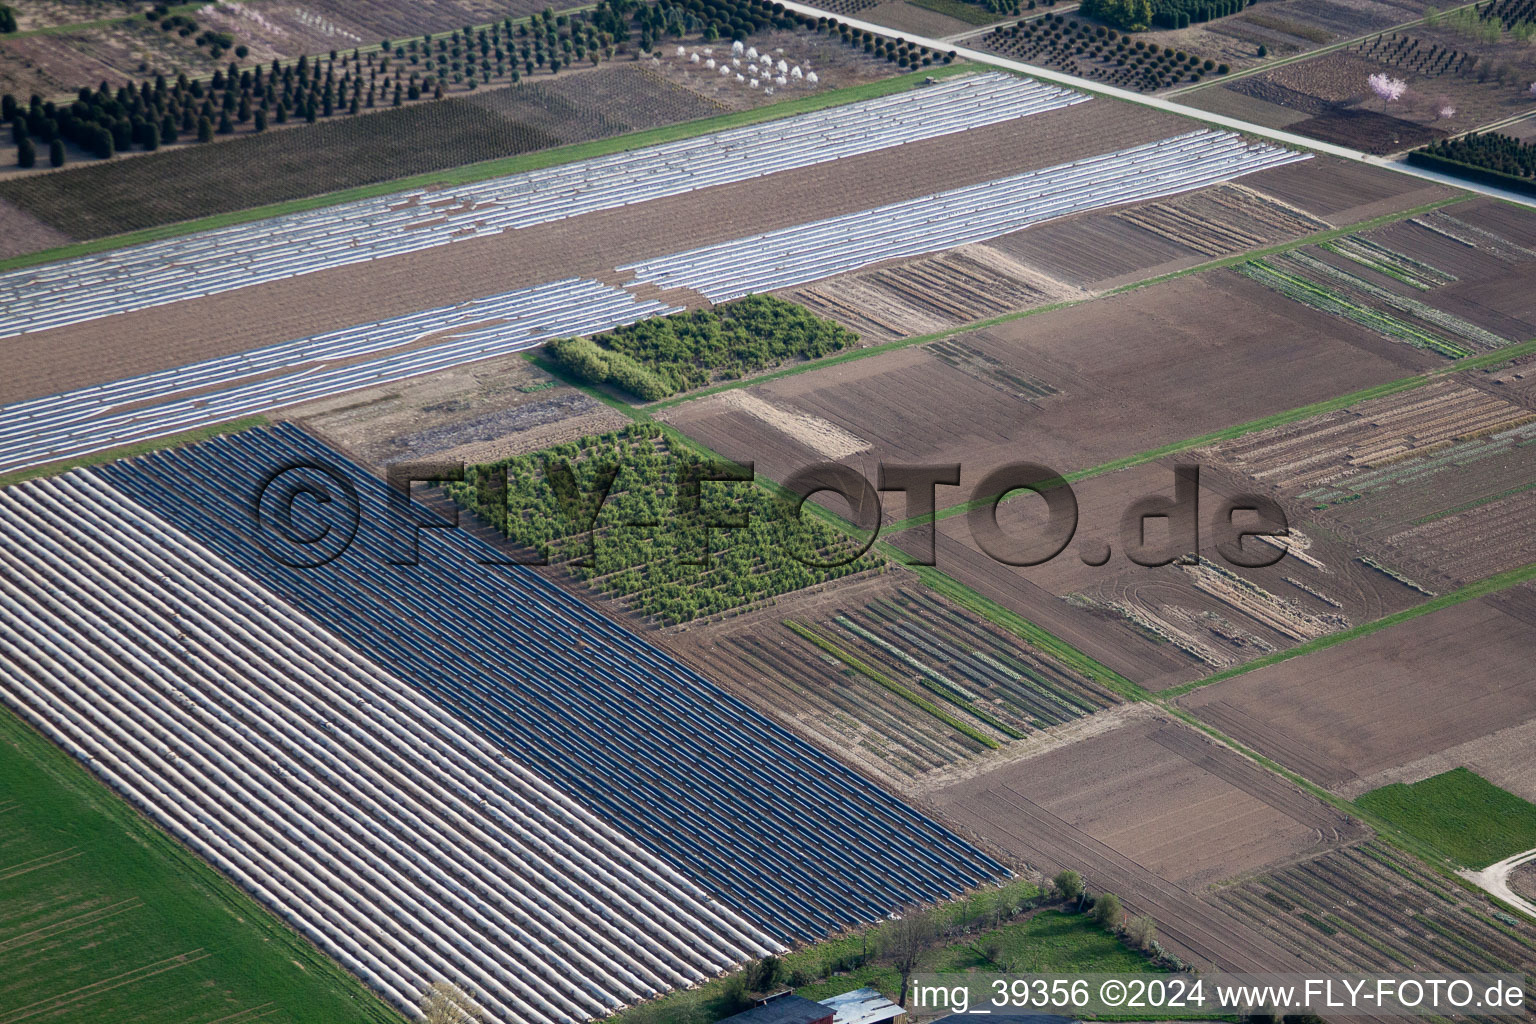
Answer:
1368 72 1407 103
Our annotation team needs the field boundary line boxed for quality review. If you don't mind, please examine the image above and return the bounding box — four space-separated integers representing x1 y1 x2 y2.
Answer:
0 415 270 491
1160 558 1536 699
648 193 1468 417
773 0 1536 208
0 65 976 275
443 357 1536 931
1163 0 1486 96
0 706 406 1024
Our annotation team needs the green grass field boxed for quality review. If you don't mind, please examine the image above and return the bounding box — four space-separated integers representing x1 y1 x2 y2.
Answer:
0 708 402 1024
1357 769 1536 870
610 902 1159 1024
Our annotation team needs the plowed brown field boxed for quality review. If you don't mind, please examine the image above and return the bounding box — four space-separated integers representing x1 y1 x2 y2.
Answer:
1177 594 1536 792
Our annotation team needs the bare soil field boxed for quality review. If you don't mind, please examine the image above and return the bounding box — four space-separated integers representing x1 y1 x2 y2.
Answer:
932 714 1365 890
662 270 1435 525
1 96 1184 404
860 1 982 37
1513 859 1536 903
1199 376 1536 588
1337 692 1536 804
0 47 847 240
974 180 1331 291
1236 155 1455 223
784 243 1089 341
658 575 1120 788
290 352 631 471
1019 461 1411 654
1177 595 1536 792
878 458 1425 690
1198 21 1536 152
1215 839 1536 983
0 196 72 257
926 712 1366 973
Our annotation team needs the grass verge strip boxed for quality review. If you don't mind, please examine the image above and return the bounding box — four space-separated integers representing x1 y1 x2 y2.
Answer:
1159 558 1536 699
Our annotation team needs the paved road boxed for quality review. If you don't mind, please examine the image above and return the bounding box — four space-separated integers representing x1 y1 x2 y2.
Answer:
776 0 1536 210
1460 848 1536 919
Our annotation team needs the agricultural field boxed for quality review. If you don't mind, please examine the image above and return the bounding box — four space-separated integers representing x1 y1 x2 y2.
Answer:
1213 840 1536 982
785 242 1087 342
1186 4 1536 152
1198 370 1536 589
1357 769 1536 869
892 457 1426 690
978 13 1234 91
928 710 1364 971
661 575 1121 787
1515 861 1536 902
292 350 634 471
442 423 884 625
933 711 1366 890
1176 592 1536 793
0 422 1012 1021
0 703 400 1024
663 267 1437 531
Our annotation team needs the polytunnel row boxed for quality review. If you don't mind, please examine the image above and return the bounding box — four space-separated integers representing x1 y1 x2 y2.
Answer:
0 470 791 1024
0 279 680 476
621 129 1310 302
98 424 1010 943
0 72 1083 340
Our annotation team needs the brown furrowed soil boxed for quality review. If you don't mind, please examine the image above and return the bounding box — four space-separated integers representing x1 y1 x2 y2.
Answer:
1512 859 1536 903
932 713 1365 890
881 459 1424 691
1198 374 1536 589
662 269 1435 526
1215 840 1536 983
0 197 72 258
657 574 1121 790
290 352 631 471
927 711 1370 972
1 97 1186 405
1235 156 1454 224
1177 595 1536 792
783 244 1088 342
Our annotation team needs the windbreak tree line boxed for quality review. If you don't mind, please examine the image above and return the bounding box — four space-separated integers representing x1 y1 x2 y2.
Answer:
546 294 860 400
6 0 951 169
1421 132 1536 179
1082 0 1251 29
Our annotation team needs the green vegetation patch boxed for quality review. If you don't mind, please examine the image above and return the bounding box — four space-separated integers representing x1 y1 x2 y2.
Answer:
546 295 859 400
445 423 882 624
610 889 1161 1024
0 708 400 1024
1358 768 1536 869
